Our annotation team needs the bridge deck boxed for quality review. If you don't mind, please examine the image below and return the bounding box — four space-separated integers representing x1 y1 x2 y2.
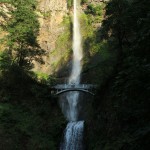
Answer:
51 84 97 96
52 84 96 90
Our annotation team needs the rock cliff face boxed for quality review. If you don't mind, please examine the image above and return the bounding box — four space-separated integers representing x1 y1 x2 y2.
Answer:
35 0 104 75
35 0 105 75
0 0 105 76
0 3 12 51
34 0 68 74
0 1 68 75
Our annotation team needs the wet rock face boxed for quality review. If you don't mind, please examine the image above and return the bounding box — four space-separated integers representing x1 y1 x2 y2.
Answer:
0 1 69 75
38 0 67 11
0 3 14 27
34 0 68 74
0 3 13 51
1 1 106 75
37 0 68 51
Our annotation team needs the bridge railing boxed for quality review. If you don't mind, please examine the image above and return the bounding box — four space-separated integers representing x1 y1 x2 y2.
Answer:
52 84 97 90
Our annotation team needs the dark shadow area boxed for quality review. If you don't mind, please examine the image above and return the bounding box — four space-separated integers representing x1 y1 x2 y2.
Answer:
51 0 150 149
84 0 150 150
0 1 66 149
0 64 66 150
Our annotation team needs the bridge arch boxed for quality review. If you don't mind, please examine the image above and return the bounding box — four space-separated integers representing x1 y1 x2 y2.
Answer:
51 84 97 96
56 89 95 96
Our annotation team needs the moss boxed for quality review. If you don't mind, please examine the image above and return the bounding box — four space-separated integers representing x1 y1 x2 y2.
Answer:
85 4 105 16
81 0 88 4
34 71 49 81
41 11 51 19
80 9 116 84
49 16 72 73
67 0 73 8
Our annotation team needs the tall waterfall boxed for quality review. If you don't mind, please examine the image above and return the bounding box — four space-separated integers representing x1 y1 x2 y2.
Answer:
69 0 82 85
60 0 84 149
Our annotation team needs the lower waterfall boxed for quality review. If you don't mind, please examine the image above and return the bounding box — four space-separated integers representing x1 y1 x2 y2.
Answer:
60 121 84 150
59 0 84 149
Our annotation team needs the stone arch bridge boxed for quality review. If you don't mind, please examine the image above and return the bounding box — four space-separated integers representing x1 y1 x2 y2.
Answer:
51 84 97 96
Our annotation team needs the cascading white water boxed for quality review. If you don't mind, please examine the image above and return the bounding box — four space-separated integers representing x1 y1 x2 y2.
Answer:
60 121 84 150
60 0 84 150
59 0 82 121
65 0 83 122
69 0 82 85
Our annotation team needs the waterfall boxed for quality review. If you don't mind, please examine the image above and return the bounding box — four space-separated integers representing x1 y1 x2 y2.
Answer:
69 0 82 85
60 121 84 150
60 0 84 150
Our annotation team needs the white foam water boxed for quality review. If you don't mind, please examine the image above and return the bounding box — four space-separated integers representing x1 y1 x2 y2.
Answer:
60 0 84 149
59 0 83 121
60 121 84 150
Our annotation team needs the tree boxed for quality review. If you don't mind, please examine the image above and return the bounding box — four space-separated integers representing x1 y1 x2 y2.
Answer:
3 0 45 70
87 1 150 149
101 0 129 59
126 0 150 59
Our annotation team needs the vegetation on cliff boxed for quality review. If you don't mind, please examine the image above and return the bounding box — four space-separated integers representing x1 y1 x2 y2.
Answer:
0 0 65 149
86 0 150 149
1 0 46 70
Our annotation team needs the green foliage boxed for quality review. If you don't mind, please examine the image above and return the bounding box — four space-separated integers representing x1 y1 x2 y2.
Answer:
83 39 117 84
32 72 56 85
10 0 37 7
80 13 94 38
0 102 65 150
52 16 72 71
0 65 66 149
81 0 88 4
41 11 51 19
1 0 45 70
86 0 150 149
0 0 66 149
100 0 129 58
34 71 49 80
80 9 117 84
67 0 73 8
86 4 104 16
0 51 11 70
